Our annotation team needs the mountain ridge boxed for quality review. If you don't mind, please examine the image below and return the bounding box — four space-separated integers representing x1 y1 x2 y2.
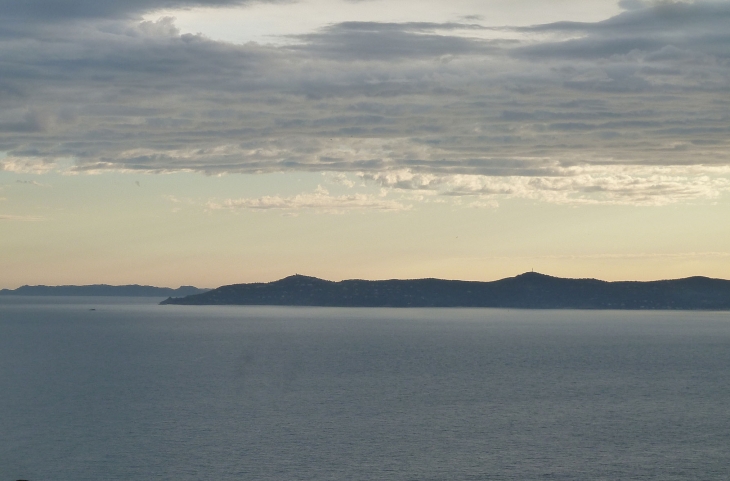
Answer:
0 284 209 297
160 272 730 309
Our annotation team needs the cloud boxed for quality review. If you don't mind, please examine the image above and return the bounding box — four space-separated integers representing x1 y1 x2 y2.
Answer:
0 110 55 133
0 0 270 23
15 179 49 186
1 156 62 174
516 1 730 60
618 0 649 10
0 214 43 221
0 1 728 205
291 22 500 60
325 172 355 188
208 185 410 213
362 166 730 206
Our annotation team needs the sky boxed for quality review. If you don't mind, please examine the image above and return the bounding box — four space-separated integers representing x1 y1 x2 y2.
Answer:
1 0 730 288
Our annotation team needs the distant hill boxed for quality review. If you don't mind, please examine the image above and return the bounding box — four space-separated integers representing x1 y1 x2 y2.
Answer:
0 285 209 297
160 272 730 310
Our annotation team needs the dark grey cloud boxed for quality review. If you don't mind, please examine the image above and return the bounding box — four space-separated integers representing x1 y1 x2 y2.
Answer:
526 1 730 34
618 0 647 10
517 1 730 59
0 110 54 133
291 22 502 60
0 0 262 22
320 21 488 32
0 1 729 204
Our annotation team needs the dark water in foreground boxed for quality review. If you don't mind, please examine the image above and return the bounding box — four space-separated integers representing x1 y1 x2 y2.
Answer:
1 297 729 480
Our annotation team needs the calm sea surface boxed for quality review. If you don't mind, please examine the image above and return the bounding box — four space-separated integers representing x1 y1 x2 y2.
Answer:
1 297 729 480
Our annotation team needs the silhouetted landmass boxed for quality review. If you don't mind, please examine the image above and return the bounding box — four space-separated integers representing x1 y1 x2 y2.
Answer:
160 272 730 309
0 285 209 297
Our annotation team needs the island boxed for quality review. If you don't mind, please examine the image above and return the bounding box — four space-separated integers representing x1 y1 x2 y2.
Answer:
160 272 730 309
0 284 209 297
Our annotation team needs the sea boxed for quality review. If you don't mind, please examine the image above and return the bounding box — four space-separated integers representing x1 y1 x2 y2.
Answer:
1 296 729 481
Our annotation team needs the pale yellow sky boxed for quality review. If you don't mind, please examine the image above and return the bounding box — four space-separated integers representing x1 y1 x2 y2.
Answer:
2 170 729 288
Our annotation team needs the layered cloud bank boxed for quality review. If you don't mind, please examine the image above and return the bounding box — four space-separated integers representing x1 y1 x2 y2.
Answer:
1 0 729 205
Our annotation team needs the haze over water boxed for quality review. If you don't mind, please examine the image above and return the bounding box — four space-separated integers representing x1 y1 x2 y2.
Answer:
2 297 730 480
